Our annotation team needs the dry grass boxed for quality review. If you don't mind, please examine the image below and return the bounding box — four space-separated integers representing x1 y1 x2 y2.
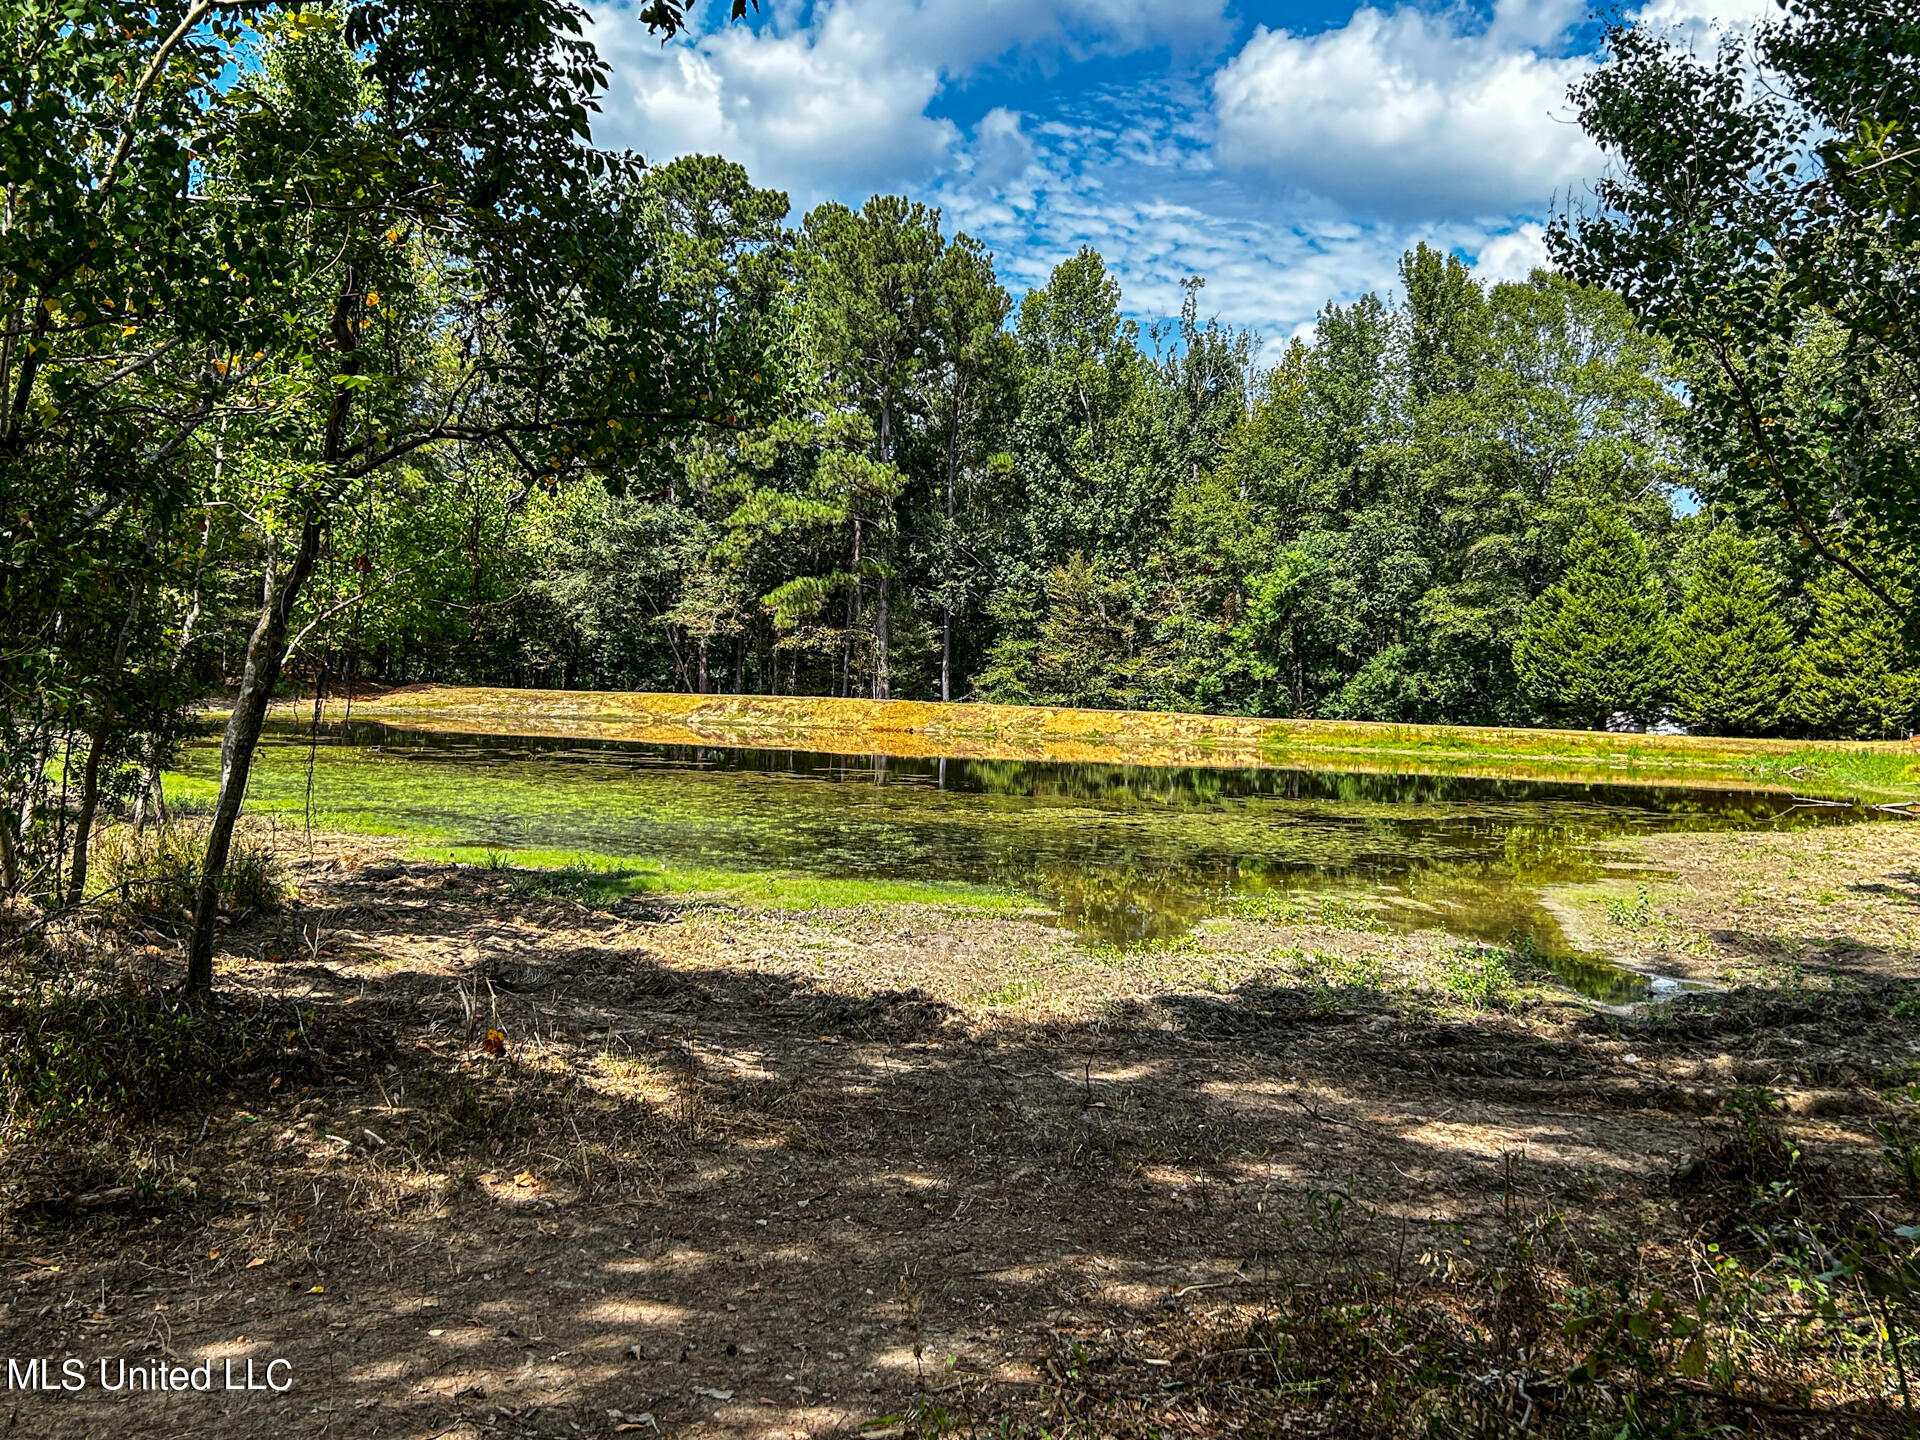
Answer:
0 818 1915 1437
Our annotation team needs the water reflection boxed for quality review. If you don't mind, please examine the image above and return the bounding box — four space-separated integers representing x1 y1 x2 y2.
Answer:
211 720 1884 1003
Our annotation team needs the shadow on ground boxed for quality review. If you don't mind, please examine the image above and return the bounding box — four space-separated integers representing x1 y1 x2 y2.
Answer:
1 855 1914 1439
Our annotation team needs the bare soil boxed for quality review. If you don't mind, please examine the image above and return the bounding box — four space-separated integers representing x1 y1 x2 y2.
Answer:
2 821 1916 1439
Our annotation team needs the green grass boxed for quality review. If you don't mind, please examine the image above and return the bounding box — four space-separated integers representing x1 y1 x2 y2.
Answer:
1736 745 1920 798
1260 720 1920 801
423 843 1033 916
1215 889 1387 931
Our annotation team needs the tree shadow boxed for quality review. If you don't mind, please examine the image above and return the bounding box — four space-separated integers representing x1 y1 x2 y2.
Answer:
2 858 1914 1438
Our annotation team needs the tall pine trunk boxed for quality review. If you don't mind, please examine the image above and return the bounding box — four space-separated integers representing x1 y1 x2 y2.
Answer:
873 575 890 700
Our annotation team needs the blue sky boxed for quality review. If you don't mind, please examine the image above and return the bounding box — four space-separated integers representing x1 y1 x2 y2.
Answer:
586 0 1769 339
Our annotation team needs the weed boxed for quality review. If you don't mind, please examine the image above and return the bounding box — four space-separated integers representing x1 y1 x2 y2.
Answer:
0 977 277 1138
1605 885 1654 930
1083 932 1202 964
975 978 1043 1008
1442 946 1520 1009
1878 1117 1920 1201
1216 888 1386 932
1673 1088 1821 1241
507 864 619 907
86 819 281 922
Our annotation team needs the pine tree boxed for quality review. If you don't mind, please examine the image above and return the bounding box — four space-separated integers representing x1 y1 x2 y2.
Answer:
1668 530 1794 735
1515 511 1670 728
1792 572 1920 739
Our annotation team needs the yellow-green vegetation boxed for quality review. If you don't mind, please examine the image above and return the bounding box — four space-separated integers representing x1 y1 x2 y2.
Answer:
432 846 1031 918
81 818 283 919
1262 717 1920 800
287 685 1920 800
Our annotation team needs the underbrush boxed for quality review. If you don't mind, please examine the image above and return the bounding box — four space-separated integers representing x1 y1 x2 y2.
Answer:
0 956 312 1143
0 979 251 1137
907 1093 1920 1439
1 826 301 1145
1442 946 1522 1009
85 819 282 923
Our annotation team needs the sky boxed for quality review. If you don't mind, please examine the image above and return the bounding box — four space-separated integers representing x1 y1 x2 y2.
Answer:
583 0 1773 341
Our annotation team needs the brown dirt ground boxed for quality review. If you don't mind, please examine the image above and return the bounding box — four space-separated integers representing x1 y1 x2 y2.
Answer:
2 820 1917 1439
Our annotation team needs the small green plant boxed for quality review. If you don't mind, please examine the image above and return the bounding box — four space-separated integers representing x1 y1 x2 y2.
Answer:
506 864 621 907
1216 889 1383 931
1604 885 1653 930
1878 1117 1920 1201
975 978 1043 1008
1442 947 1519 1009
1083 931 1202 963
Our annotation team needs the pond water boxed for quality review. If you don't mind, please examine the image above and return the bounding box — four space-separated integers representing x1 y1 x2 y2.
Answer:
191 720 1889 1005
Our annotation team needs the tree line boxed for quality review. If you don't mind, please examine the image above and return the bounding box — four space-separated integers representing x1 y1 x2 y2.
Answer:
3 0 1916 990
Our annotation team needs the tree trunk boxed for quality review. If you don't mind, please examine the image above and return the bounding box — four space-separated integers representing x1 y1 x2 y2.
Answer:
697 635 709 695
846 515 863 696
0 808 16 894
16 708 49 885
873 573 890 700
185 519 324 995
66 740 108 906
941 378 963 703
68 578 146 903
187 270 363 993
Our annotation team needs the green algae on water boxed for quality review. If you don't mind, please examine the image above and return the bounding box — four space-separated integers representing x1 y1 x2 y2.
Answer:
172 719 1896 1002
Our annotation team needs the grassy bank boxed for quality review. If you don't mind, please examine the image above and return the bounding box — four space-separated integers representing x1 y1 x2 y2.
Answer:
274 684 1920 800
159 765 1029 919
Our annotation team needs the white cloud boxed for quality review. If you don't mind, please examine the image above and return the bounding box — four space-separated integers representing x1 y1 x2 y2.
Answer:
927 95 1567 345
585 0 1784 338
1210 0 1601 221
587 0 1229 205
1634 0 1779 35
1470 222 1549 284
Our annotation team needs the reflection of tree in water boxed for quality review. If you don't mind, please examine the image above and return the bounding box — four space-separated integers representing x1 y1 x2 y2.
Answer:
310 721 1850 817
1500 822 1615 884
1036 866 1220 944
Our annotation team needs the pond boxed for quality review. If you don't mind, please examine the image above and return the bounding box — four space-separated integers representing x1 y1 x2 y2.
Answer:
187 720 1890 1005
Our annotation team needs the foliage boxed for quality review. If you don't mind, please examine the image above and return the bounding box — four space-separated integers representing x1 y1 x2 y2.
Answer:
1552 0 1920 622
0 0 753 991
85 820 281 920
1793 571 1920 741
0 975 263 1138
1515 511 1671 728
1669 529 1797 737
